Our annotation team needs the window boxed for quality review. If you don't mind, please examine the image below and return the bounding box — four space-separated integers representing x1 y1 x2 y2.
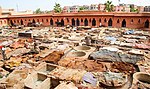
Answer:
117 19 120 23
89 19 91 22
104 18 107 23
131 19 133 23
67 18 69 22
99 19 101 22
138 19 141 23
81 19 83 22
46 19 49 22
37 19 39 22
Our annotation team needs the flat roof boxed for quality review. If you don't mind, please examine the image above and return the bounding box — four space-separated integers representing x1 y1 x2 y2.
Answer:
1 11 150 19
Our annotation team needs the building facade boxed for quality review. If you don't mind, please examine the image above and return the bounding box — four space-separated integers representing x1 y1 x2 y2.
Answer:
138 6 144 13
98 4 105 11
0 11 150 29
63 3 146 13
144 6 150 12
90 4 99 11
63 6 70 13
0 7 33 27
63 5 80 13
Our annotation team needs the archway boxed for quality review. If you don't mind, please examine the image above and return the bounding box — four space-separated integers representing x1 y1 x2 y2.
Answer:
37 19 39 22
144 20 149 28
56 19 60 26
92 18 96 26
81 19 83 22
10 20 14 26
117 19 119 23
66 18 69 23
104 19 107 23
20 19 23 25
99 19 101 22
84 18 88 26
32 19 36 23
76 18 80 26
61 19 64 26
72 18 75 26
108 18 113 27
50 18 53 26
122 19 126 27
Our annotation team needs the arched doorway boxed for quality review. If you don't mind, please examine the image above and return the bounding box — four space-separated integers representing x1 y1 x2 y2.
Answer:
76 18 80 26
56 19 60 26
20 19 23 25
61 19 64 26
66 18 69 23
81 19 83 22
108 18 112 27
84 18 88 26
144 20 149 28
117 19 120 23
72 18 75 26
10 20 14 26
32 19 36 23
122 19 126 27
50 18 53 26
92 18 96 26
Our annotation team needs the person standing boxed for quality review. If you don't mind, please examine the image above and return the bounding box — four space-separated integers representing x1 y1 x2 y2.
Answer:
99 23 102 27
0 46 6 60
85 33 92 46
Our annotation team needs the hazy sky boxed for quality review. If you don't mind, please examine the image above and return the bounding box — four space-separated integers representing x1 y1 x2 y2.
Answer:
0 0 150 11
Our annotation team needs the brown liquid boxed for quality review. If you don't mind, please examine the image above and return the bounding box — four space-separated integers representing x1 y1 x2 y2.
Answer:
139 80 150 84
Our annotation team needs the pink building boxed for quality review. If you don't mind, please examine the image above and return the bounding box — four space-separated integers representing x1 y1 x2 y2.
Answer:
98 4 105 11
115 6 124 12
138 6 144 12
63 5 80 13
115 4 130 12
63 6 70 13
70 5 80 12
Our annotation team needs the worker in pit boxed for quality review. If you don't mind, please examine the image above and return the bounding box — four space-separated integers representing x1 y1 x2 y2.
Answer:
85 33 92 46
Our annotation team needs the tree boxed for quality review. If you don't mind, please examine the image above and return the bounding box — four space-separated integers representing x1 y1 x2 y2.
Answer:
79 7 84 11
130 7 139 12
104 0 114 12
54 3 62 13
34 8 43 14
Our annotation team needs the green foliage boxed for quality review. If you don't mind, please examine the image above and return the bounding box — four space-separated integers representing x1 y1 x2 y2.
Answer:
54 3 62 13
34 8 51 14
34 8 43 14
79 7 84 11
130 7 139 12
104 0 114 12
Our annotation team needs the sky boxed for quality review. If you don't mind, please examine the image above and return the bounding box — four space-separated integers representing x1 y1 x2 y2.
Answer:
0 0 150 11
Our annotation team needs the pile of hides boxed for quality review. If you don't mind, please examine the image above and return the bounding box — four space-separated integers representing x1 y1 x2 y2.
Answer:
89 49 144 64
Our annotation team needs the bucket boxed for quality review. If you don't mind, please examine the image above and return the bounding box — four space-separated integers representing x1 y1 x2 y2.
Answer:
133 72 150 88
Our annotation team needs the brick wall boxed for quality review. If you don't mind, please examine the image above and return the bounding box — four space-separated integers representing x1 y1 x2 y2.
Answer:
3 12 150 29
